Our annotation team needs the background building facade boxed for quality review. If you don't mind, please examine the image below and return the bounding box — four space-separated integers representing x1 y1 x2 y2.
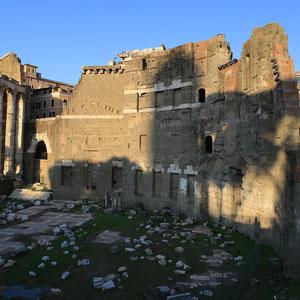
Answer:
30 87 71 120
21 63 73 91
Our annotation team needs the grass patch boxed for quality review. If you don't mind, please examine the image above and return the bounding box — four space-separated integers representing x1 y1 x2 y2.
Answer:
0 209 295 299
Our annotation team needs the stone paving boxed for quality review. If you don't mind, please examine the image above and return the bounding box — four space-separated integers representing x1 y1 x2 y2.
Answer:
15 206 51 218
0 200 93 255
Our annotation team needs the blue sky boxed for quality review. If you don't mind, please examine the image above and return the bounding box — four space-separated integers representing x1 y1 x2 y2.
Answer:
1 0 299 85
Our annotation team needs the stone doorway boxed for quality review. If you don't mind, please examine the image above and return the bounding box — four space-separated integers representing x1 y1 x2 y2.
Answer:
34 141 47 183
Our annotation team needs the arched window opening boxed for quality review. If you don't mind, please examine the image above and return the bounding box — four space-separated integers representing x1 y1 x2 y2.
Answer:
205 136 213 154
199 88 205 103
35 141 47 159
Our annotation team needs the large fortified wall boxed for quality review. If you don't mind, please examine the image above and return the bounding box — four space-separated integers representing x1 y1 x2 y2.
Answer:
24 23 300 277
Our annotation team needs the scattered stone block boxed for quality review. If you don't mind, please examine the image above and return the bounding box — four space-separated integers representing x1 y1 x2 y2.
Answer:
175 247 184 254
38 263 45 269
166 292 192 299
118 266 127 272
66 204 75 209
125 247 136 252
50 288 61 294
29 271 37 276
20 215 29 221
199 290 213 297
145 248 153 255
78 259 90 266
53 227 61 235
93 277 105 289
7 213 16 222
93 230 129 244
4 260 15 268
158 286 170 294
61 241 68 248
102 280 115 291
129 256 139 261
174 270 186 275
61 271 70 280
17 204 24 210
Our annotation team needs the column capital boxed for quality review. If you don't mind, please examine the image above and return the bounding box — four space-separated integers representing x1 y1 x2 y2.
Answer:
8 89 18 99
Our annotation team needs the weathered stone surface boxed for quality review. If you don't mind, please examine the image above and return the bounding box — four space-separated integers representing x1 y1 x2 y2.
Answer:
78 259 90 266
93 230 129 244
61 271 70 280
118 266 127 272
175 247 184 254
102 280 115 291
8 189 52 202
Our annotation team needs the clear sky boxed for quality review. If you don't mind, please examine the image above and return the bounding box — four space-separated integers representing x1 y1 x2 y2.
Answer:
1 0 299 85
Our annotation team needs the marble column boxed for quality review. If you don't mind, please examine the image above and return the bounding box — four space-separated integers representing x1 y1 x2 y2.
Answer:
15 93 25 180
4 89 17 177
0 86 5 177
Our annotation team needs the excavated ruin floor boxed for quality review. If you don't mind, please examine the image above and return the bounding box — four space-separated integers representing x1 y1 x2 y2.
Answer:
0 190 299 299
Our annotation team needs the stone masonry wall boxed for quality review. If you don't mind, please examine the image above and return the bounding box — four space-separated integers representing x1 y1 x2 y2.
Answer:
24 23 300 277
0 53 22 83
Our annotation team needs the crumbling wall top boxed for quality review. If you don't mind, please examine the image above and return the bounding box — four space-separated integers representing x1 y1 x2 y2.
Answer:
117 45 165 60
0 52 21 63
0 52 22 83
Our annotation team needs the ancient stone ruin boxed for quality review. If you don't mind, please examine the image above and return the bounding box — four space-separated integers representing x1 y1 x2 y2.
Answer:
0 23 299 277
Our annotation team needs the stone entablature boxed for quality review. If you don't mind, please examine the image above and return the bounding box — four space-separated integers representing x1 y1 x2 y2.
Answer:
82 64 125 75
